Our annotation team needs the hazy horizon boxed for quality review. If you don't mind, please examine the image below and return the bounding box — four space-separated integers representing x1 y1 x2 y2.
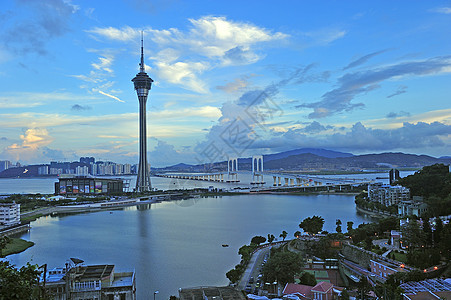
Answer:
1 1 450 167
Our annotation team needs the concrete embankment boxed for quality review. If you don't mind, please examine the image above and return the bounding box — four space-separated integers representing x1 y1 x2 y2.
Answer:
355 205 397 219
0 223 31 237
20 198 156 220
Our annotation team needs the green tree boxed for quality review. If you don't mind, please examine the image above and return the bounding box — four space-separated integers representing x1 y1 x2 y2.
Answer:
226 266 242 284
438 222 451 260
435 217 443 244
267 234 275 243
356 277 372 300
251 236 266 245
374 273 405 300
299 216 325 235
298 271 316 286
336 219 342 233
422 220 432 246
238 245 256 262
0 236 10 256
401 220 426 250
279 231 288 241
0 261 42 299
262 251 303 286
340 288 350 300
347 221 353 233
378 217 399 234
294 231 301 238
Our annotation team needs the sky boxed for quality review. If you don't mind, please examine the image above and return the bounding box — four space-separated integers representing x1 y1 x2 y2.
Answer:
0 0 450 167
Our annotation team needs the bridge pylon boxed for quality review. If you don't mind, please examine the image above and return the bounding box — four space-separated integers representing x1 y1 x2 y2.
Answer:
227 157 239 182
251 155 265 184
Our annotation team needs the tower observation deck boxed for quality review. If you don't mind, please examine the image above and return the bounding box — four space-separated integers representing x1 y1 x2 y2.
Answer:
132 34 153 192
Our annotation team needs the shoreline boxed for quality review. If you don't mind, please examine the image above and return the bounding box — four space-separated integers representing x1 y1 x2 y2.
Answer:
355 205 397 219
20 198 156 220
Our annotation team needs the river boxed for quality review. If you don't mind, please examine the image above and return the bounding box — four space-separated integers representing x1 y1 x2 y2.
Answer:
5 193 370 300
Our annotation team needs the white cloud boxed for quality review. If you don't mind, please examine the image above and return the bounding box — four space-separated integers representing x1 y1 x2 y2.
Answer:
302 28 347 46
431 7 451 14
2 128 54 163
151 106 221 119
87 16 288 93
97 90 125 102
155 61 210 93
87 26 140 42
72 51 123 101
216 77 251 93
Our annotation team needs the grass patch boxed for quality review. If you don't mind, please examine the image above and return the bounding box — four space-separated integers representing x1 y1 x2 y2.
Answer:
1 238 34 257
21 213 44 222
391 251 408 263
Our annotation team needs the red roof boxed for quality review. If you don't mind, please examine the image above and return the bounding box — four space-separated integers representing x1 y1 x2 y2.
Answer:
311 281 333 293
283 283 313 297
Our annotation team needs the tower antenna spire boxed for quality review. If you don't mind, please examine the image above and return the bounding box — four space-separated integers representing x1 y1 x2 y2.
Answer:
140 31 145 73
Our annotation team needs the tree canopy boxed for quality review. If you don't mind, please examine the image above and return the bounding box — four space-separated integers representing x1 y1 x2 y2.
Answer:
396 164 451 217
251 236 266 245
262 251 303 286
299 216 324 235
0 261 42 300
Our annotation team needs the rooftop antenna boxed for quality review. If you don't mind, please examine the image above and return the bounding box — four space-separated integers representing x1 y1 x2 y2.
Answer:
140 31 145 73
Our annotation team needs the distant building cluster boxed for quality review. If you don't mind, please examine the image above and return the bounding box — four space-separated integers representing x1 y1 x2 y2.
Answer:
49 157 134 176
0 157 136 177
368 183 429 217
0 160 18 172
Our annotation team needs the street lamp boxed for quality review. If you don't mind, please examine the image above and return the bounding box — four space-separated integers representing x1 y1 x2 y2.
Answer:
154 290 159 300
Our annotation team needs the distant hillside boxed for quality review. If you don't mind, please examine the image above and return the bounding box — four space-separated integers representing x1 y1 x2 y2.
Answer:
263 152 451 171
263 148 353 162
0 165 50 178
153 149 450 173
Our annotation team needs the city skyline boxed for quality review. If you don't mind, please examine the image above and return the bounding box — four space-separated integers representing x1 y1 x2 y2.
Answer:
0 1 450 167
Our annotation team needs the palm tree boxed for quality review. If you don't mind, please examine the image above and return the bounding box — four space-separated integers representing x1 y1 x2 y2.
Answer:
279 230 288 241
268 234 275 243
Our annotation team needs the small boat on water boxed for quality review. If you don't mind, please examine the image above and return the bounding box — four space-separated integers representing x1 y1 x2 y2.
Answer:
222 244 229 247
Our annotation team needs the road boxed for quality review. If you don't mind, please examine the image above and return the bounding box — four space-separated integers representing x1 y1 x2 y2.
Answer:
237 242 286 295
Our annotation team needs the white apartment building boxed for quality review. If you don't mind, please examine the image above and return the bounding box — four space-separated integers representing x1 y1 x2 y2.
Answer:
368 183 410 206
123 164 131 174
76 166 89 176
0 202 21 226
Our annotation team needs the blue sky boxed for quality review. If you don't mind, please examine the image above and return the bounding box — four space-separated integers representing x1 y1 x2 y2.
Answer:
0 0 450 167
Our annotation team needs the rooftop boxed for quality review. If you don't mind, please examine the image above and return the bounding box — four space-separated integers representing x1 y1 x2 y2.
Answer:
311 281 333 293
74 264 114 281
179 286 246 300
282 283 313 297
109 272 135 288
401 278 451 293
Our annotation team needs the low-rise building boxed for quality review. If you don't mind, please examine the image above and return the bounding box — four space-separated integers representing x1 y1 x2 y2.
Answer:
282 282 342 300
398 196 428 217
0 202 20 226
311 281 333 300
370 259 407 279
43 259 136 300
55 176 123 195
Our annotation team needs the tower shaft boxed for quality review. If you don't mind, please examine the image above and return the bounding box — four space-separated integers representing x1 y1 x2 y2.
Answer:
133 33 153 192
136 95 151 192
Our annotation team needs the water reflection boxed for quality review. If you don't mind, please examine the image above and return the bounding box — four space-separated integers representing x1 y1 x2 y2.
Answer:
7 194 369 300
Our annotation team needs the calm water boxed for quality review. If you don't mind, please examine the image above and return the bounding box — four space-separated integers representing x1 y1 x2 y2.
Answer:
5 194 369 300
